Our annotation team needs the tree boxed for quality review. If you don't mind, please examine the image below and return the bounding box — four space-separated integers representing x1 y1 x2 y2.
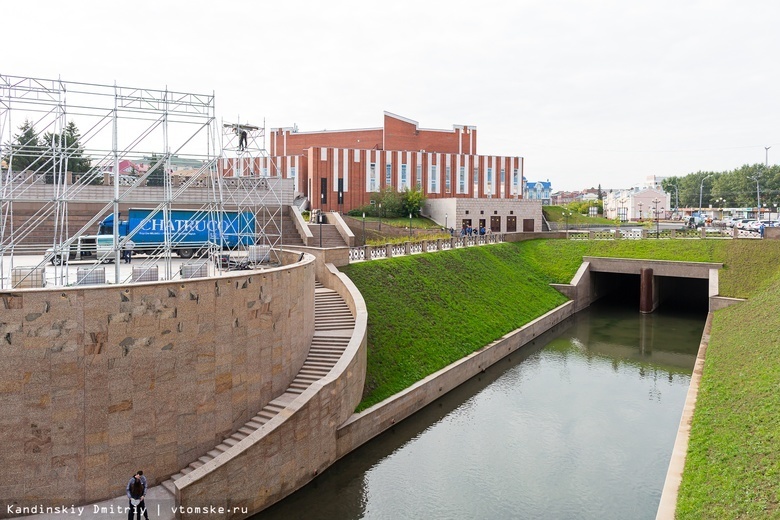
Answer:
42 121 95 184
145 154 167 187
597 184 603 202
5 120 46 174
401 187 426 217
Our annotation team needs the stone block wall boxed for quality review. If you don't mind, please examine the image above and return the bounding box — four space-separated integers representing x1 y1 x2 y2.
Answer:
175 263 367 518
0 255 315 511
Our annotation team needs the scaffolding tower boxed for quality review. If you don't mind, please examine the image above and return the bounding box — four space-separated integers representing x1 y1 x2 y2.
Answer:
0 74 288 289
218 120 285 267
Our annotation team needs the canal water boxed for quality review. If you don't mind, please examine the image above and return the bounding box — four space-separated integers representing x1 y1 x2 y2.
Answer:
256 301 705 520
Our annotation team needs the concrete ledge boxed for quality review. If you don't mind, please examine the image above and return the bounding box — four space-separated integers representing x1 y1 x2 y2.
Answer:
709 295 746 312
584 256 722 278
290 205 314 242
335 300 575 458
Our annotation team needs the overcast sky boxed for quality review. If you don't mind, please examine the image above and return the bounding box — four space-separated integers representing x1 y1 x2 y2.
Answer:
4 0 779 191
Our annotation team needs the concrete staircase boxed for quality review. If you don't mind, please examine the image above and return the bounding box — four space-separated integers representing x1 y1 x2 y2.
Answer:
308 223 347 248
161 280 354 495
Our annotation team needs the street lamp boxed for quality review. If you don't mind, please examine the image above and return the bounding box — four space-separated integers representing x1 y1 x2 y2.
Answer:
409 213 413 239
319 211 323 248
715 198 726 220
445 213 448 230
638 202 644 220
362 212 366 246
619 198 627 222
563 210 571 231
378 203 382 231
652 198 661 238
699 174 713 221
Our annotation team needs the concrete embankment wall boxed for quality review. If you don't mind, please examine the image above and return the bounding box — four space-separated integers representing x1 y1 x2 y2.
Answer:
0 252 314 512
175 263 368 518
335 300 575 459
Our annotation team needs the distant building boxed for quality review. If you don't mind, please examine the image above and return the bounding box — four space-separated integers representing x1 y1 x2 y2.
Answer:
524 180 552 205
605 187 670 221
218 112 528 231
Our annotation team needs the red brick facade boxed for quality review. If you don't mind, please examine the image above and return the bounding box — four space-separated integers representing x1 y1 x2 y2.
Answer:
224 112 522 213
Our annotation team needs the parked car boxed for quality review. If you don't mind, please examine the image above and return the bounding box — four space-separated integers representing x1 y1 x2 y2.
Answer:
734 219 756 229
749 220 777 230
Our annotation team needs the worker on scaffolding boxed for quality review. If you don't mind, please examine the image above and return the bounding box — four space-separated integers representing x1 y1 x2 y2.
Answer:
237 126 248 151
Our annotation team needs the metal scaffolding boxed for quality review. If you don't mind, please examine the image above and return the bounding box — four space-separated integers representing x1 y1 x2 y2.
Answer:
0 74 289 289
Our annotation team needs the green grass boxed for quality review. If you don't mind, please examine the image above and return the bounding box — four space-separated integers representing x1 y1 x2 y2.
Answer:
364 216 442 229
342 238 780 517
544 205 614 225
675 274 780 518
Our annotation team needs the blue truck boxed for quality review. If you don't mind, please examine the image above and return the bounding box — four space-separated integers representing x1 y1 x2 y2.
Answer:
97 208 255 259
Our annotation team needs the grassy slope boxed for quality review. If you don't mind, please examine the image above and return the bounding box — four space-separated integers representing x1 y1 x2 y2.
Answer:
342 238 780 516
676 273 780 518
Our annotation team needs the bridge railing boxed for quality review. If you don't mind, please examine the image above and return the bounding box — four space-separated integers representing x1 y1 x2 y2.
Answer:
348 233 505 263
567 227 760 241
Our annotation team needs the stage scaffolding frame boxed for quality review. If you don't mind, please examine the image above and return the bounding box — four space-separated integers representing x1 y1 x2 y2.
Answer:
0 74 288 289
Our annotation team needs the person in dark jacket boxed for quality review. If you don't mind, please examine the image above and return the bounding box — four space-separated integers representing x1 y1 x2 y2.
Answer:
126 471 150 520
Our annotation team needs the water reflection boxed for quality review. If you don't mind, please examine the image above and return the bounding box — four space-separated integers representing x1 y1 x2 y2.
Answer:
256 302 704 520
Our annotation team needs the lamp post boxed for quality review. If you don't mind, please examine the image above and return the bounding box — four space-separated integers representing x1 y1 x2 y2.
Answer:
652 198 661 238
715 198 726 220
638 202 643 221
445 213 448 230
319 212 323 248
362 212 366 246
563 210 571 231
378 203 382 231
699 174 713 221
409 213 413 239
619 198 626 222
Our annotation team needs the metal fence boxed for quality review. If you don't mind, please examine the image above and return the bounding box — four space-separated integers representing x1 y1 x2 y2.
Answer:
348 233 505 262
566 227 760 241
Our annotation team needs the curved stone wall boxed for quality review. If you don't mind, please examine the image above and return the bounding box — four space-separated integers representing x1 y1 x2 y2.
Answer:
0 255 315 509
175 263 367 518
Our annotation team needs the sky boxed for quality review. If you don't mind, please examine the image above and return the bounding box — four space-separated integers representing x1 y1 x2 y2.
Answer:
3 0 780 191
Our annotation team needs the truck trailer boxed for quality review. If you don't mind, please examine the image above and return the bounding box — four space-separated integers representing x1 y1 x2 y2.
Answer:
97 208 255 259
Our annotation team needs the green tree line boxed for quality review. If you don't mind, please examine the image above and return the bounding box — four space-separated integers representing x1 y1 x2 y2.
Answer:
662 164 780 210
2 119 97 184
347 186 427 218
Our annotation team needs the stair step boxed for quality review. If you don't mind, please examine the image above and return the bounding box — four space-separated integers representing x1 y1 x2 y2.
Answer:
162 479 176 494
238 426 257 436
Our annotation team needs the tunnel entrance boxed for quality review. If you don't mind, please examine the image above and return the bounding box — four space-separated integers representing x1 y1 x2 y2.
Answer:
591 271 709 314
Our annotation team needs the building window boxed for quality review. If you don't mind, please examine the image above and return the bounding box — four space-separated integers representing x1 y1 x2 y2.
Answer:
385 164 392 187
290 166 296 179
513 168 519 191
487 168 493 191
431 165 437 192
401 164 408 189
416 165 422 189
369 163 377 192
262 167 268 177
500 168 505 184
459 167 465 193
445 166 451 193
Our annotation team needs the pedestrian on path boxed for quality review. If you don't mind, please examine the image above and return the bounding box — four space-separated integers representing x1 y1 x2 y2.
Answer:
123 239 135 264
126 470 150 520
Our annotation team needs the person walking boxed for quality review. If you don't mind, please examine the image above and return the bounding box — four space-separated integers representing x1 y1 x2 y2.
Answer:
126 470 150 520
123 239 135 264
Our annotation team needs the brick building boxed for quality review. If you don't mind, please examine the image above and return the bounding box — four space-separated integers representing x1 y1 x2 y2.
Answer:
222 112 522 208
